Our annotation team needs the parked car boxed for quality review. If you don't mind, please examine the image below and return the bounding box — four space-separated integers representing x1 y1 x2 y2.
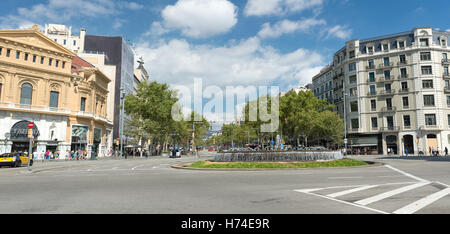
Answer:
0 152 33 168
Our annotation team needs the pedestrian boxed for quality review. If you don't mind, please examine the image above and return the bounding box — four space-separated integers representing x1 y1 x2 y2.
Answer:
405 148 408 156
429 147 432 156
445 147 449 156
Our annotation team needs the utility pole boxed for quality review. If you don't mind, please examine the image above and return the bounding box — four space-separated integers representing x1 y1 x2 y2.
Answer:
27 122 34 172
343 91 348 156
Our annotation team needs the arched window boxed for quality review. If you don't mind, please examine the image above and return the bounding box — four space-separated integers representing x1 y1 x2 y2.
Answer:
20 83 33 105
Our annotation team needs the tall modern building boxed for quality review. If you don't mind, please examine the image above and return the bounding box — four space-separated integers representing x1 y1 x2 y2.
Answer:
312 27 450 156
83 35 135 145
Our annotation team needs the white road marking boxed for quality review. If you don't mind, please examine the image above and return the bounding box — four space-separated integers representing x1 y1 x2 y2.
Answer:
328 176 363 180
377 175 404 178
384 165 429 182
355 182 430 206
327 185 379 198
393 187 450 214
295 190 389 214
295 184 370 194
132 165 145 170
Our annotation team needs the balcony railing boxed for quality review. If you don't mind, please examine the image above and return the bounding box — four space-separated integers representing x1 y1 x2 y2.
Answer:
381 106 397 112
366 65 376 70
380 126 400 132
333 85 343 91
0 102 71 114
0 102 112 125
419 125 440 130
378 90 396 96
378 76 396 82
378 62 394 69
399 74 409 79
398 88 409 93
367 91 377 96
444 87 450 93
442 59 450 64
398 60 408 66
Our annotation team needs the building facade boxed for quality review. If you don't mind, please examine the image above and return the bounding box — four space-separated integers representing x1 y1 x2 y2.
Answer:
83 34 135 149
0 25 111 159
44 24 135 151
313 27 450 156
43 24 85 53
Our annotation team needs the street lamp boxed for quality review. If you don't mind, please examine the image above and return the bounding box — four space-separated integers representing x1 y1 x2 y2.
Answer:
120 88 125 159
343 92 348 156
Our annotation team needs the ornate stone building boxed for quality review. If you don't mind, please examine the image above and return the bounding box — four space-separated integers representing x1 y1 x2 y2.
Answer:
0 25 112 159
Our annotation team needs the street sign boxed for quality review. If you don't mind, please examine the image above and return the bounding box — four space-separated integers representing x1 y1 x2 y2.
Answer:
28 122 34 128
344 138 348 144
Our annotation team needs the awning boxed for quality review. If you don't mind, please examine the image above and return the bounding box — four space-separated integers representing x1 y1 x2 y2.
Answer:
348 136 379 146
350 144 378 147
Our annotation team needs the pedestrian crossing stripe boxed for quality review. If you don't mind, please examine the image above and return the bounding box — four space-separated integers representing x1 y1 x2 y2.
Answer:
294 181 450 214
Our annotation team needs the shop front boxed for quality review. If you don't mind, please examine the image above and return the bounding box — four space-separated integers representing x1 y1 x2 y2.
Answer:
10 120 40 153
71 125 89 152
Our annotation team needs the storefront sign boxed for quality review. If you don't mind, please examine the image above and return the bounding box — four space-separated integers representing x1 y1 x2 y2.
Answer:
72 125 88 143
10 121 40 140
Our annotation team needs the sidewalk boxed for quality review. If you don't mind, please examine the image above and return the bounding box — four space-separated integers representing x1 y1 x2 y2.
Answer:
348 154 450 162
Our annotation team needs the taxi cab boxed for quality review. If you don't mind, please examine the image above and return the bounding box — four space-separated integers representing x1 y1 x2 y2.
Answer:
0 152 33 168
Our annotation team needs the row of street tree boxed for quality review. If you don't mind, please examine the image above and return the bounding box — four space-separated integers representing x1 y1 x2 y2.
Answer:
124 81 210 155
207 90 344 149
124 81 344 153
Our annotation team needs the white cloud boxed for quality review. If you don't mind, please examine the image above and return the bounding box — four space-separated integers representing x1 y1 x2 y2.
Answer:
245 0 323 16
135 36 324 91
144 21 171 37
257 18 326 39
0 0 142 29
161 0 238 38
118 1 144 10
325 25 352 40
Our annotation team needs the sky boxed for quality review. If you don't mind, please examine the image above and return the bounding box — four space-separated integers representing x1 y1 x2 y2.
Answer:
1 0 450 124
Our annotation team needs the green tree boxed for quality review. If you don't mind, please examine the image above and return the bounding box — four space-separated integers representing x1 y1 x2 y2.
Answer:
124 81 180 153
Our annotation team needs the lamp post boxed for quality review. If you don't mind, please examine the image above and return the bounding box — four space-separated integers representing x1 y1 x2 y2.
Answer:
343 92 348 156
27 122 34 172
120 88 125 159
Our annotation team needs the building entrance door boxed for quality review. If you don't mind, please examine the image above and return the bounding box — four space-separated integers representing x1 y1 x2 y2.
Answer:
426 134 438 155
403 135 414 155
386 135 398 155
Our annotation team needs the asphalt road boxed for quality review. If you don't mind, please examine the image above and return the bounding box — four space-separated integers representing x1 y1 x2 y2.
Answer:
1 152 450 214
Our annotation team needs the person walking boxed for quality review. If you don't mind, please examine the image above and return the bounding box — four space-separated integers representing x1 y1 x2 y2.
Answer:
405 148 408 156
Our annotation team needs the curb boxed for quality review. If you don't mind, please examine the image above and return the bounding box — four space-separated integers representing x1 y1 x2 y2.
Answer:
171 161 384 171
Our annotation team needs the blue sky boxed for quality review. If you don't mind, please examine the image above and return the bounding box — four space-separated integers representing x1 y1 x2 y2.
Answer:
1 0 450 122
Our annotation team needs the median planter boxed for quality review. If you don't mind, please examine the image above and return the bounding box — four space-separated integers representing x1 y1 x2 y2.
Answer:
176 158 373 170
214 151 343 162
